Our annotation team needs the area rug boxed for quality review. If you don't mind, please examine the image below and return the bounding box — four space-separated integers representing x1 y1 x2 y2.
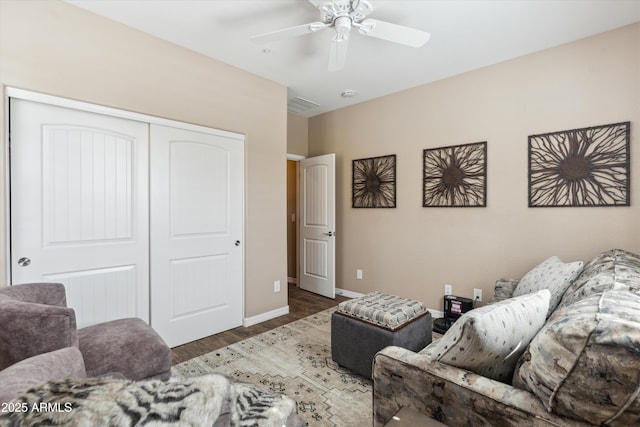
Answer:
172 308 372 427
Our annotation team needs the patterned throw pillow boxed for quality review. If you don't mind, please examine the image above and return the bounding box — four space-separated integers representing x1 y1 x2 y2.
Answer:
558 248 640 309
513 291 640 425
512 256 583 317
488 278 520 304
423 289 550 383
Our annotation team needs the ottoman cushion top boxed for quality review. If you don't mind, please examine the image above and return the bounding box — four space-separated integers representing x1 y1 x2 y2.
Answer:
337 292 427 330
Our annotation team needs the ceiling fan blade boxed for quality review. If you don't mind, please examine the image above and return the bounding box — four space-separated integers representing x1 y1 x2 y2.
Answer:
251 22 328 44
358 18 430 48
328 35 349 72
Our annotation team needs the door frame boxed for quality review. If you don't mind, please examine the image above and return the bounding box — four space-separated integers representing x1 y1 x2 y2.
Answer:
286 153 305 286
4 87 246 320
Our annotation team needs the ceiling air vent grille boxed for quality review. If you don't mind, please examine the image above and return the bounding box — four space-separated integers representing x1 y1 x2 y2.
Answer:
287 97 319 114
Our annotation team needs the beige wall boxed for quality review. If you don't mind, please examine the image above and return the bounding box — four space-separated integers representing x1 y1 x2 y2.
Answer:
0 0 289 318
309 23 640 311
287 113 309 157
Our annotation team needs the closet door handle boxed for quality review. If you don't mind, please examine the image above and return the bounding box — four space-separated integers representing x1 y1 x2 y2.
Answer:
235 240 241 246
18 257 31 267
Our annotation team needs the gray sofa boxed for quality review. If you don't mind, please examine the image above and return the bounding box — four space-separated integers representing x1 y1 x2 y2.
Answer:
0 283 306 426
0 282 172 404
373 248 640 426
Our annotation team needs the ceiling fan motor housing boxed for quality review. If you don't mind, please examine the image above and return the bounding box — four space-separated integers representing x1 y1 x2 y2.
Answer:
320 0 374 26
335 16 352 35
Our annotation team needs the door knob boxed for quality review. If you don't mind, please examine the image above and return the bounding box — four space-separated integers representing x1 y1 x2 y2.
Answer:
235 240 241 246
323 231 335 237
18 257 31 267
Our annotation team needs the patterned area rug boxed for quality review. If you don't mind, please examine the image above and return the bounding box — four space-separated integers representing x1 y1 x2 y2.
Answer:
172 308 372 427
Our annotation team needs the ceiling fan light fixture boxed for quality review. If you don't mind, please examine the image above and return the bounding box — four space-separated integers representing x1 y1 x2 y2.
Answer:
341 89 357 98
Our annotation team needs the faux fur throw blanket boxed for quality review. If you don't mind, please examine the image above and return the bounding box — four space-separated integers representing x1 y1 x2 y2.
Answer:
0 374 297 427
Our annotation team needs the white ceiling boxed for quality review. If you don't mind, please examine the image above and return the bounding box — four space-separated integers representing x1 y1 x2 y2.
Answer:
66 0 640 118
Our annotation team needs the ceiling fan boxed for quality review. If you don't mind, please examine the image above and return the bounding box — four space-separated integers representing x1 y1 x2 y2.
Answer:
250 0 430 72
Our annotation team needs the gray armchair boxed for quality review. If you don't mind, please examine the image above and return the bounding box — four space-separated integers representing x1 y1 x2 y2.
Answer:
0 282 171 402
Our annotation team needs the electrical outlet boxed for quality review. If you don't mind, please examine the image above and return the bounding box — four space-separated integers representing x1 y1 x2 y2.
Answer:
356 269 363 280
274 280 281 292
473 288 482 302
444 284 452 296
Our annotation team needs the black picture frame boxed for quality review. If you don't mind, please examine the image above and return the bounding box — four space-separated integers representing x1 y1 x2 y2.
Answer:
423 141 487 207
352 154 396 208
528 121 630 207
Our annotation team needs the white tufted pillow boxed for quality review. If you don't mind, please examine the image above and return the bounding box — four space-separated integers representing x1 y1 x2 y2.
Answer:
423 289 550 383
512 256 583 317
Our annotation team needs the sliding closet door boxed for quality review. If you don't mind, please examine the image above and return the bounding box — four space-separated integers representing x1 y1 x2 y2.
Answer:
10 98 150 327
150 124 244 348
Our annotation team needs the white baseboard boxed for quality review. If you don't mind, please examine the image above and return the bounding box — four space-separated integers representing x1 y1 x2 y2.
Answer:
429 308 444 319
243 305 289 327
242 299 441 330
335 288 365 298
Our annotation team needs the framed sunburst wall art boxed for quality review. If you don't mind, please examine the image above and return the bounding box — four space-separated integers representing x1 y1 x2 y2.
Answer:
423 142 487 207
352 154 396 208
528 121 630 207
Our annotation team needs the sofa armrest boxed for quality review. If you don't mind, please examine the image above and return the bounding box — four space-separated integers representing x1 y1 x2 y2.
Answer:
0 300 79 370
0 283 68 307
372 346 590 427
0 347 86 404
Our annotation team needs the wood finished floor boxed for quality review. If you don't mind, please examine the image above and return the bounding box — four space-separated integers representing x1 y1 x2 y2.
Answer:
171 284 350 365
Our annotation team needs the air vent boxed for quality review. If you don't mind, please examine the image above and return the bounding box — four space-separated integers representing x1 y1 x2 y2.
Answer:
287 96 319 114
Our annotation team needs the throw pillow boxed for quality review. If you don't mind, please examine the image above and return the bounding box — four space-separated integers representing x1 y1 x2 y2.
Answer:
488 278 520 304
513 290 640 425
558 248 640 309
512 256 583 317
423 289 550 383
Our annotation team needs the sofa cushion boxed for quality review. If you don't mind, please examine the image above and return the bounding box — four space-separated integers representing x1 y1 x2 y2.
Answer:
0 347 86 404
423 289 550 383
558 248 640 309
78 318 171 380
512 256 583 316
513 290 640 425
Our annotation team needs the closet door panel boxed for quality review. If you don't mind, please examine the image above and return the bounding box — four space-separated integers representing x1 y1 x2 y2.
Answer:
150 124 244 348
10 98 150 327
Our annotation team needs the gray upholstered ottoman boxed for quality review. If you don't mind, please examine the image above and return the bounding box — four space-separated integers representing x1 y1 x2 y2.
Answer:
331 292 432 379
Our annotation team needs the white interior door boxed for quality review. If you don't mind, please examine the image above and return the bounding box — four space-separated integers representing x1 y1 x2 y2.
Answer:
10 98 150 327
298 154 336 299
150 124 244 348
